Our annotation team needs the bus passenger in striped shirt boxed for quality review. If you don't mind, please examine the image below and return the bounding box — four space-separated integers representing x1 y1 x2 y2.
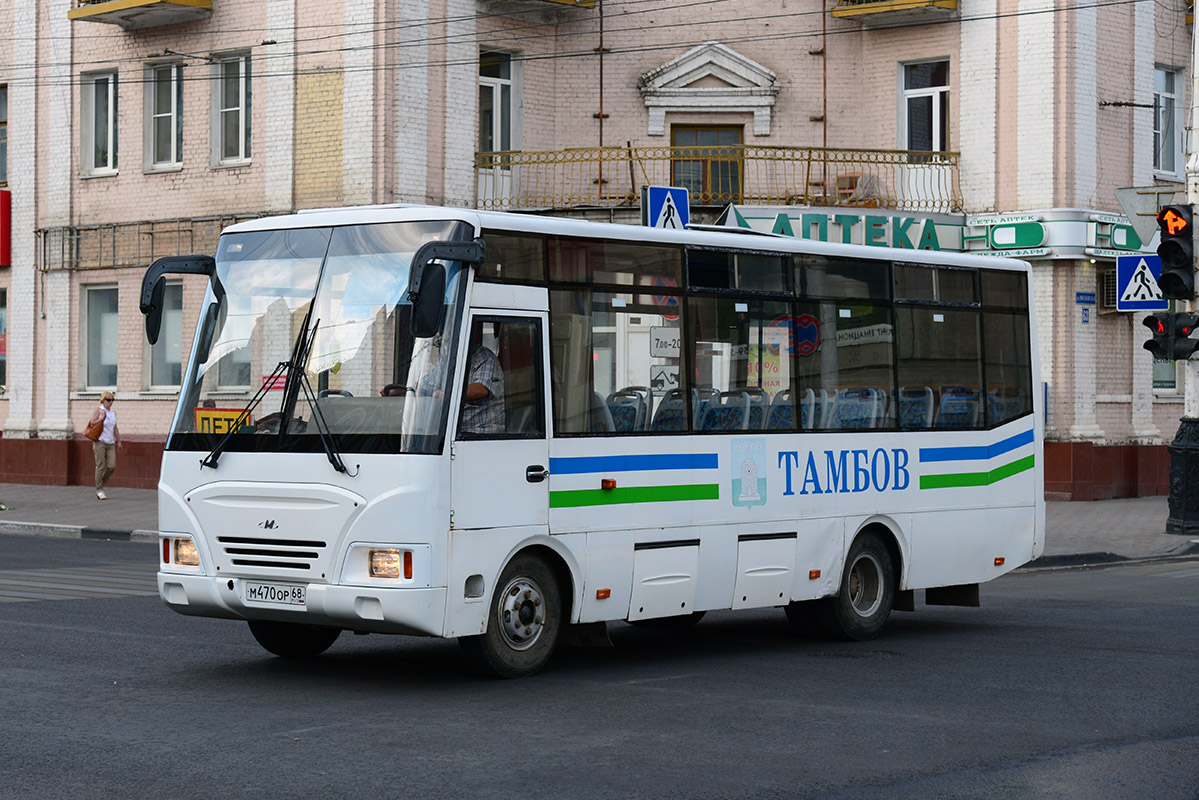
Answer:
460 328 505 435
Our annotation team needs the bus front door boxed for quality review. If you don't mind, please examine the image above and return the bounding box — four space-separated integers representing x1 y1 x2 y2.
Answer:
449 313 550 530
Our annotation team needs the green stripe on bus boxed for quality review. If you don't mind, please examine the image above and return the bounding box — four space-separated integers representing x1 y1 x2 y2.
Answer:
920 454 1036 490
549 483 720 508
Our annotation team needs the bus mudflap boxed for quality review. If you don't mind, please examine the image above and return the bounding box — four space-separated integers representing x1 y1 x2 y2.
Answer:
925 583 980 608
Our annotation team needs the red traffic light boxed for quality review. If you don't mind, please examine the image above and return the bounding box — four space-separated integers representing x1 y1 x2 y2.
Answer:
1159 206 1192 236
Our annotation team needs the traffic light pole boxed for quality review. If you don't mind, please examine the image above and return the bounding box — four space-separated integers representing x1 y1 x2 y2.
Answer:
1167 25 1199 535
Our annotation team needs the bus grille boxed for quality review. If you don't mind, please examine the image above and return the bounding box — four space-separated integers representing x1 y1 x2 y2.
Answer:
216 536 327 571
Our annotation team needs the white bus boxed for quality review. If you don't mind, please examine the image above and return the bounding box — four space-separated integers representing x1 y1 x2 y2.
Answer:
142 204 1044 678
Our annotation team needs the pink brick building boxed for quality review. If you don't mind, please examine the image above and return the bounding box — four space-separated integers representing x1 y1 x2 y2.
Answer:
0 0 1190 497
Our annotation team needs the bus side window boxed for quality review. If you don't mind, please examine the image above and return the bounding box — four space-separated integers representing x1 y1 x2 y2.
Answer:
458 318 545 439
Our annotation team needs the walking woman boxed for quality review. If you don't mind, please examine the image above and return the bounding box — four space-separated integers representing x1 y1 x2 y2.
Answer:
89 392 122 500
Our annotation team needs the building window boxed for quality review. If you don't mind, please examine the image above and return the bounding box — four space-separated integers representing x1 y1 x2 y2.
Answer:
149 282 183 387
479 52 513 156
215 55 250 164
671 126 743 204
85 286 119 388
1 85 7 185
1155 67 1180 177
902 61 949 153
83 73 118 174
148 64 183 168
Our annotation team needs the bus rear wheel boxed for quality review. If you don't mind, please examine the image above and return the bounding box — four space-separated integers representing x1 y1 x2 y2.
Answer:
459 554 562 679
815 532 895 641
247 620 341 658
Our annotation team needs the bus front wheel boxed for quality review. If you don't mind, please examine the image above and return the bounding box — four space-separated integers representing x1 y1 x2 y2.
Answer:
459 554 562 679
247 620 341 658
815 532 895 641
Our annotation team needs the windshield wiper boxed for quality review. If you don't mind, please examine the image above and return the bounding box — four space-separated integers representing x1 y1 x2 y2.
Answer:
292 368 352 475
200 305 317 471
198 358 290 470
284 314 350 473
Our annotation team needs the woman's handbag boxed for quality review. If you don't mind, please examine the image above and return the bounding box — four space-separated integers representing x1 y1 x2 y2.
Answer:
83 416 104 441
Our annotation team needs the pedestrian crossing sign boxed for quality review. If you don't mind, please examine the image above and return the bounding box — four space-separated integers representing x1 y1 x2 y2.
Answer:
1116 254 1168 312
641 186 689 230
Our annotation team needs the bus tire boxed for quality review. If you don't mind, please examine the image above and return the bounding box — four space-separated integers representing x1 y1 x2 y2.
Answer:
459 554 562 679
247 620 341 658
816 532 895 641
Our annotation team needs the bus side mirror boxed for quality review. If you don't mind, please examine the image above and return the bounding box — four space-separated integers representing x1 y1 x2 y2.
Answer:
410 263 446 339
407 239 485 338
141 254 216 345
144 277 166 346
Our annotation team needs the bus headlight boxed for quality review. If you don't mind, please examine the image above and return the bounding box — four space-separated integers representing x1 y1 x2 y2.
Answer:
369 548 412 579
174 538 200 567
162 535 200 570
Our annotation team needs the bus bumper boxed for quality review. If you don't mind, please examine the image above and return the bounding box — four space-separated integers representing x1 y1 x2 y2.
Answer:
158 573 448 637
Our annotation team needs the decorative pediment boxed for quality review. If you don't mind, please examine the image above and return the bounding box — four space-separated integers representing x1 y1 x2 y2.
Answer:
638 42 780 136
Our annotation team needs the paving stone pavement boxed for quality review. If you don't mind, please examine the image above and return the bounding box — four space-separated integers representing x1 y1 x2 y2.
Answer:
0 481 1196 561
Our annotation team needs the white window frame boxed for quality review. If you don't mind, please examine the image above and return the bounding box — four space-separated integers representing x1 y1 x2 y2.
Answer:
212 54 251 166
899 59 949 153
1154 66 1182 180
82 72 118 176
146 280 183 389
145 63 183 171
479 51 517 158
82 284 119 390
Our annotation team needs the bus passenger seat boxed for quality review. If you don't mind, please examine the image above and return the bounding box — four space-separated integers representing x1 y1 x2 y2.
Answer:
828 388 881 429
650 389 689 432
897 386 934 429
607 389 645 432
589 392 615 432
699 391 750 431
767 389 795 431
935 387 981 428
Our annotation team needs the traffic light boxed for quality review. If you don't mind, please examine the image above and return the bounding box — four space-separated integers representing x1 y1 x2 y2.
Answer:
1156 205 1195 300
1143 312 1199 360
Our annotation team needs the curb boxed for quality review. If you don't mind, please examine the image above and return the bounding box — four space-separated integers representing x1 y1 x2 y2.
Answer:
1023 540 1199 570
0 520 158 542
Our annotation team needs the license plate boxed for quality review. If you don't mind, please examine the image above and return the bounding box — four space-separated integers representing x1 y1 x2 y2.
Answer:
244 582 306 606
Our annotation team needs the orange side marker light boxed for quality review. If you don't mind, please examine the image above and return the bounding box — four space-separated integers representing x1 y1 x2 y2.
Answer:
596 588 611 600
994 557 1005 566
601 478 617 491
809 570 821 580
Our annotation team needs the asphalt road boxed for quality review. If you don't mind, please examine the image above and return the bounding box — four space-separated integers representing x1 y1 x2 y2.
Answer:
1 532 1197 800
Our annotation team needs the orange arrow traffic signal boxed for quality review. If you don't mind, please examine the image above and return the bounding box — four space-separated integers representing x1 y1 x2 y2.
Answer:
1159 207 1191 236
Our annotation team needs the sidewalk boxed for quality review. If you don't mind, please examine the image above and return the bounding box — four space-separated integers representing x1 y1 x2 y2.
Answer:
0 481 1196 563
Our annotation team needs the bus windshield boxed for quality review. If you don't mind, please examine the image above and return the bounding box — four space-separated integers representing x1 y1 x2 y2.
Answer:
169 219 471 456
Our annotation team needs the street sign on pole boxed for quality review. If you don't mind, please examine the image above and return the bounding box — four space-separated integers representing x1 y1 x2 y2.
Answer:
1116 254 1168 311
641 186 689 230
1115 185 1180 244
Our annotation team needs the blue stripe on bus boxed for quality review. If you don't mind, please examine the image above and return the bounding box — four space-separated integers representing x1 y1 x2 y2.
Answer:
918 429 1035 464
549 453 719 475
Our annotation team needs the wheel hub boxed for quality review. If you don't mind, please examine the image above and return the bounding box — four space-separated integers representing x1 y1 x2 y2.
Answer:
498 577 544 651
848 552 884 617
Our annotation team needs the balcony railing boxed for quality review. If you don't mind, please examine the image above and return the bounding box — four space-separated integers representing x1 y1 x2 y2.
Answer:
830 0 958 23
38 214 259 272
476 145 962 213
68 0 213 29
